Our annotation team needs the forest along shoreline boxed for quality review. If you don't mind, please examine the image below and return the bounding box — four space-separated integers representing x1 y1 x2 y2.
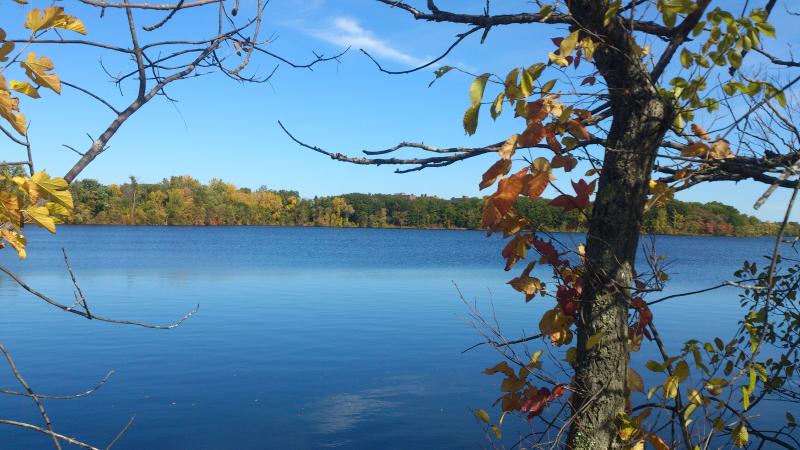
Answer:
67 176 799 237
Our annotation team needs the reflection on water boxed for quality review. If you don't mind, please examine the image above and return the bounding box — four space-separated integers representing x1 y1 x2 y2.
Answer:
0 226 779 449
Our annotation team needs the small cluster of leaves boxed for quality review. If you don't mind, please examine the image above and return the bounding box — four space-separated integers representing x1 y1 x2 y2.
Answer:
0 5 82 256
665 4 781 129
0 170 74 258
1 6 85 135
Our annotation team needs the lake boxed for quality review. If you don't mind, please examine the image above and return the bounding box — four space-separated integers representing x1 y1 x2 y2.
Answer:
0 227 782 449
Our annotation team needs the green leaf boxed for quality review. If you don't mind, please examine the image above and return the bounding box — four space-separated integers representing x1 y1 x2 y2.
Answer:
775 90 787 108
741 385 750 410
664 375 679 399
733 422 749 448
674 360 690 382
429 65 453 87
680 48 693 68
490 93 504 120
540 79 557 93
645 360 664 372
469 73 490 106
475 409 490 423
586 333 603 349
603 0 620 26
755 22 776 38
728 50 742 69
521 70 534 98
463 104 480 136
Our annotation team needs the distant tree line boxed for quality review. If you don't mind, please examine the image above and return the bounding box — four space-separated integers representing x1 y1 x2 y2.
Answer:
66 176 799 236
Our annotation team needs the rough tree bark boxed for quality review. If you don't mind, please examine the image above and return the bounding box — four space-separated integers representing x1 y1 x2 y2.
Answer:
566 2 674 448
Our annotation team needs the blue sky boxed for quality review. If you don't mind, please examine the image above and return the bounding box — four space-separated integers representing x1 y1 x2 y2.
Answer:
4 0 800 220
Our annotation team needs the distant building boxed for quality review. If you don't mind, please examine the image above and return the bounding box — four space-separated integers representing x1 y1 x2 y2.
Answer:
394 193 417 200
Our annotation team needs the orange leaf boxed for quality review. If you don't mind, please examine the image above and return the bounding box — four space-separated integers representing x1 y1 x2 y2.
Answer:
502 234 532 270
481 198 502 228
525 101 549 123
691 123 711 140
566 119 591 140
551 154 577 172
681 142 710 158
519 121 545 147
523 157 552 199
492 168 528 216
545 124 562 153
709 139 733 159
479 159 512 190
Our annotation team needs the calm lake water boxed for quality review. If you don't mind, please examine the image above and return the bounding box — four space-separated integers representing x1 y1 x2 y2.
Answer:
0 227 782 449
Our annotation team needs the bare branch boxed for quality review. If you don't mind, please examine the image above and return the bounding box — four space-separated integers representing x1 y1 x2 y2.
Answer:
0 263 199 330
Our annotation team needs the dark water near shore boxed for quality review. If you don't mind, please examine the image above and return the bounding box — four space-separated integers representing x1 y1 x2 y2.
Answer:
0 227 782 449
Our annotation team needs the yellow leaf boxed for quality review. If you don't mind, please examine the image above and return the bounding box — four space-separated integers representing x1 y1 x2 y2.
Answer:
25 205 56 233
559 31 580 57
475 409 490 423
27 171 73 210
0 229 27 259
25 7 65 32
24 7 85 34
0 191 22 227
629 441 645 450
469 74 490 106
709 139 733 159
21 53 60 94
663 375 679 399
732 422 749 448
0 33 14 62
687 388 704 405
508 275 542 297
0 90 27 135
681 142 710 158
53 15 87 35
548 52 569 67
499 134 518 160
9 80 40 98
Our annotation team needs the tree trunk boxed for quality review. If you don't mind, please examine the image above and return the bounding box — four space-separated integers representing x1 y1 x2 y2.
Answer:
565 3 674 448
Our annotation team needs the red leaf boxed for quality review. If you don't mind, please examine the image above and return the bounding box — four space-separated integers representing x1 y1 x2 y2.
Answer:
581 76 596 86
550 179 595 212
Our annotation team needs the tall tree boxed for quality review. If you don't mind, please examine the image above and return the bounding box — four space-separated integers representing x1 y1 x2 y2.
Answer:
284 1 800 448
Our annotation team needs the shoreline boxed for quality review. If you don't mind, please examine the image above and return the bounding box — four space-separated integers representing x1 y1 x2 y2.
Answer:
57 223 791 238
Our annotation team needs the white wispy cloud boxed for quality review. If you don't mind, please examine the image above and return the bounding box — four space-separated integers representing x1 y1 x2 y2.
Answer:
309 16 425 67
